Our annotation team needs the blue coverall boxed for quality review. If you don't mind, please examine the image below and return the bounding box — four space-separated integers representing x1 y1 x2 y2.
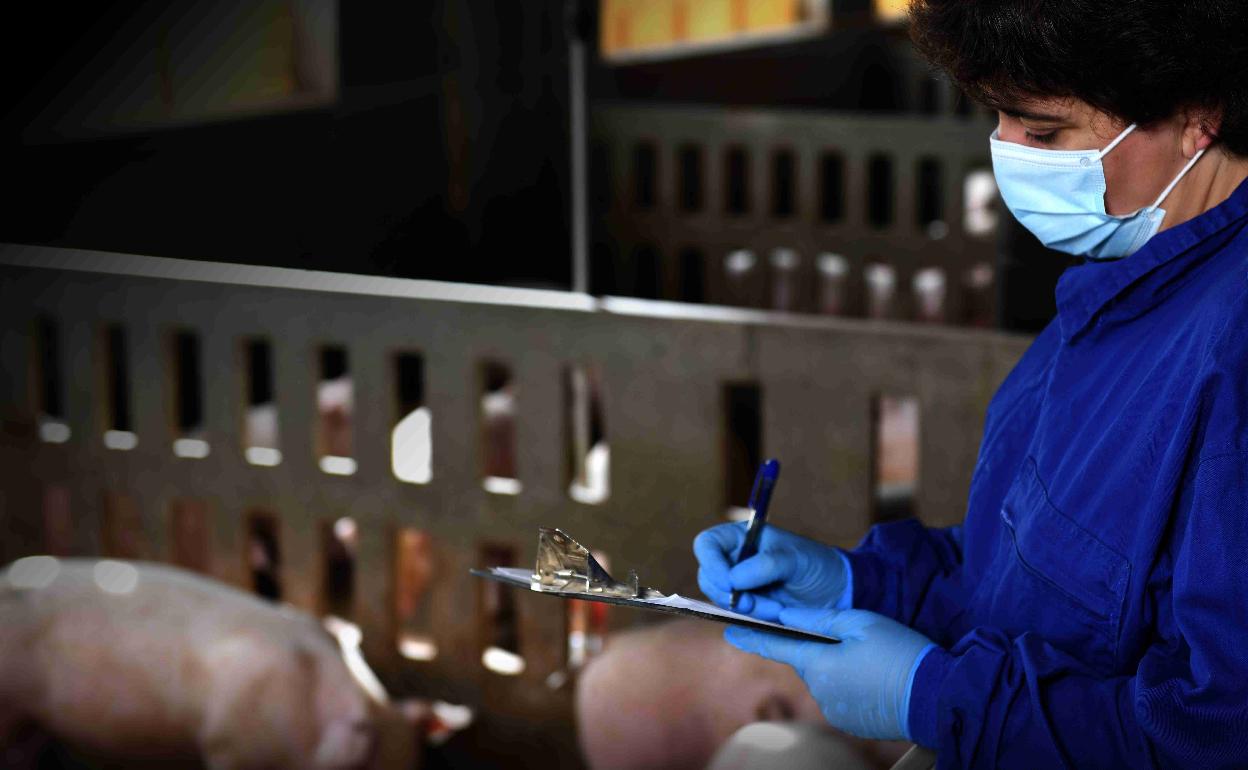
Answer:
848 177 1248 767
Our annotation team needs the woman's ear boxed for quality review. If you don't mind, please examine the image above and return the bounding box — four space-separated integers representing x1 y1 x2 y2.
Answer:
1184 109 1222 156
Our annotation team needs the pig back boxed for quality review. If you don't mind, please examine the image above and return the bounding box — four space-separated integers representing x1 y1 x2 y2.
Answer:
1 559 374 769
576 619 826 770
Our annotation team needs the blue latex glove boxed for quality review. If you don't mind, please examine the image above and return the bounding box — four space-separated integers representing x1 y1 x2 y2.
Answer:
693 522 852 622
725 608 937 742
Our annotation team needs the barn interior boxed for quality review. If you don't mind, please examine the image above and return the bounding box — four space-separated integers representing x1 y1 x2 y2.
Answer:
1 2 1062 768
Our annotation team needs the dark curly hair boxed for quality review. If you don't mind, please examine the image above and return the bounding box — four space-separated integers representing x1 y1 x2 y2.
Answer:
908 0 1248 156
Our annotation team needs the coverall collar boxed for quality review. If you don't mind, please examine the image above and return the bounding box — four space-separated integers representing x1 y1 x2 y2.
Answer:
1055 175 1248 342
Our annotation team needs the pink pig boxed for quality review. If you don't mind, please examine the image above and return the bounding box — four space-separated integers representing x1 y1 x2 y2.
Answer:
0 557 425 770
576 619 910 770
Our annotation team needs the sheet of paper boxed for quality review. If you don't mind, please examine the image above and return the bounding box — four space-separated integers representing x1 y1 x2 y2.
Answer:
482 567 834 642
647 592 829 638
647 592 763 623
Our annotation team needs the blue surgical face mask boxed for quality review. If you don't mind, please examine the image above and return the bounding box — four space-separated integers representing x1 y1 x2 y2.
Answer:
990 124 1206 260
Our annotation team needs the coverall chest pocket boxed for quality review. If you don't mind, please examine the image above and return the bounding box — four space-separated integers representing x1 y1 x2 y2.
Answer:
995 459 1130 671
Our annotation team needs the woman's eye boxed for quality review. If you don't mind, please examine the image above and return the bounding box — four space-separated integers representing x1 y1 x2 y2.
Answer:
1024 130 1058 145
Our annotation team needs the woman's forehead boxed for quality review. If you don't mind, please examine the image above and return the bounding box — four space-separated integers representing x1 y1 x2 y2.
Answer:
997 96 1082 122
997 97 1125 130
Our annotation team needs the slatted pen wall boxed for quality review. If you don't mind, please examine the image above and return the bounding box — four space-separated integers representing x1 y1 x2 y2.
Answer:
0 244 1029 766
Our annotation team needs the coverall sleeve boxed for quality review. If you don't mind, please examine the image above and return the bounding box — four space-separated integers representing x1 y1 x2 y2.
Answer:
907 451 1248 768
841 519 966 644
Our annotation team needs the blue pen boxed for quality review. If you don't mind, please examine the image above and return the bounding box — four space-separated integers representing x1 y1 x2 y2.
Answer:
730 458 781 610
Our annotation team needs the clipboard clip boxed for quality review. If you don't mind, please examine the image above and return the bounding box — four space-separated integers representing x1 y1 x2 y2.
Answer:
532 527 662 599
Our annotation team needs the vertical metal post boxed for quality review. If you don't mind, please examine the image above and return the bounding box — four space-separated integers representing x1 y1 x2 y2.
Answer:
567 0 590 294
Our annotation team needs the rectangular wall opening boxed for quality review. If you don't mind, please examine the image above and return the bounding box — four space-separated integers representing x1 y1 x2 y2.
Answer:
322 516 357 618
101 325 137 451
245 511 283 601
724 146 749 215
34 317 70 444
816 252 849 316
917 157 946 234
913 267 948 324
395 527 438 662
771 148 796 219
819 151 845 223
170 499 211 573
480 362 521 495
101 492 145 559
242 338 281 466
865 262 898 320
633 142 657 210
768 248 800 312
317 346 355 476
723 249 761 307
392 353 432 484
867 153 895 229
963 262 996 328
723 383 762 520
963 167 999 239
872 395 920 523
479 542 525 675
566 365 609 505
631 244 662 299
678 143 704 214
171 331 209 459
678 247 707 304
591 242 618 297
43 485 73 555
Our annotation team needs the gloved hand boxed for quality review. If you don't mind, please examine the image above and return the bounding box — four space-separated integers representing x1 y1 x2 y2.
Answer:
725 608 936 742
693 522 851 622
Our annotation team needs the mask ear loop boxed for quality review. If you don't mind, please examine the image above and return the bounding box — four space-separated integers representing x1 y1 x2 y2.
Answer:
1097 123 1139 158
1149 148 1208 210
1082 123 1139 166
1124 146 1209 254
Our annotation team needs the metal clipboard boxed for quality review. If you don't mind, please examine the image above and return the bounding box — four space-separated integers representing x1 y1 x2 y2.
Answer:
470 527 840 645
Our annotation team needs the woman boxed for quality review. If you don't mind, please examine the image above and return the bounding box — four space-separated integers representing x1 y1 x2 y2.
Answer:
695 1 1248 766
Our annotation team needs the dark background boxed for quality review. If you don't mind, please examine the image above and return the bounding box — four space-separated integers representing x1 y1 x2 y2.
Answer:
0 1 1063 328
1 2 574 286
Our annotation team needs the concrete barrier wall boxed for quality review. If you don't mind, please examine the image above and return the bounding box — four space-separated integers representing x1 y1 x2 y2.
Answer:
0 244 1029 765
